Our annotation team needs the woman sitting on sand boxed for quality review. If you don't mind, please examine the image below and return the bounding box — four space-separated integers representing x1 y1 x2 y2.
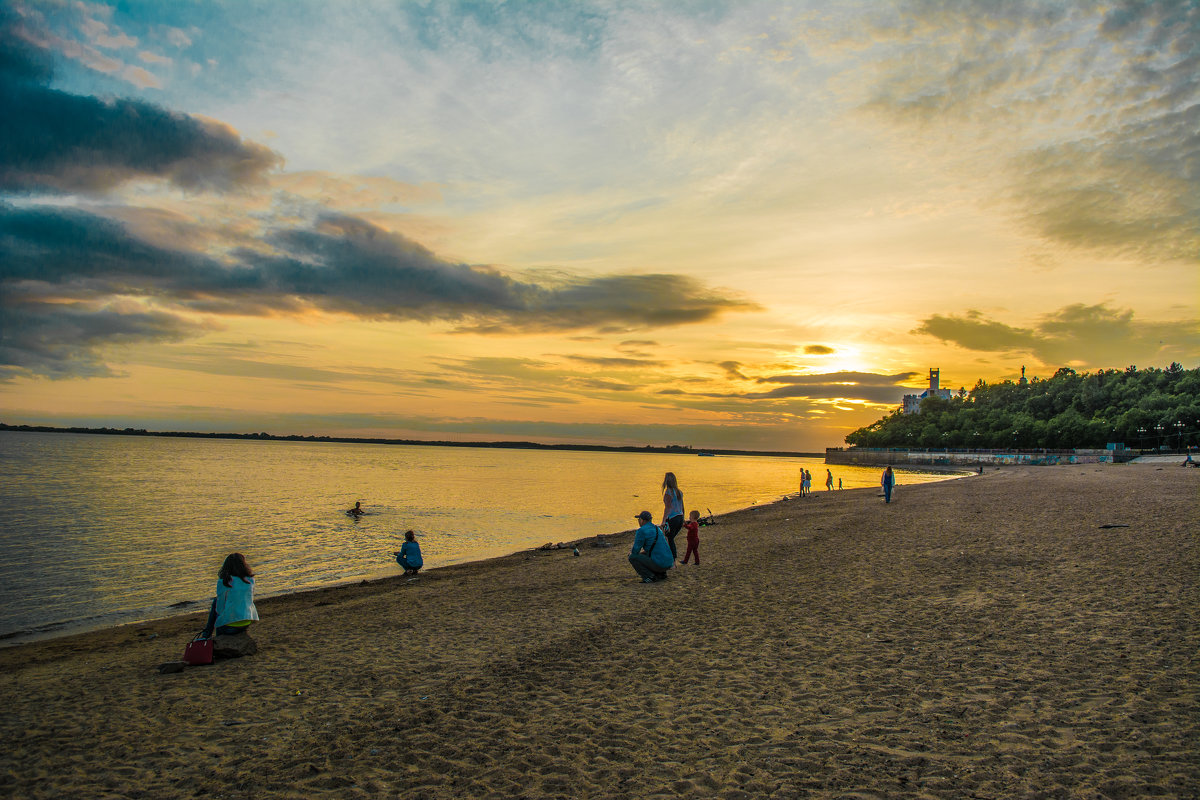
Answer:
395 530 423 576
201 553 259 639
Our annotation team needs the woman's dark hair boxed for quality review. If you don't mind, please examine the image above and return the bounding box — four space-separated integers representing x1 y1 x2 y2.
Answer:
218 552 255 587
662 471 682 501
404 530 415 542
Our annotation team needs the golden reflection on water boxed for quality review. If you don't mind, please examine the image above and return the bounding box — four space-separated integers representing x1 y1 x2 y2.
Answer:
0 432 958 640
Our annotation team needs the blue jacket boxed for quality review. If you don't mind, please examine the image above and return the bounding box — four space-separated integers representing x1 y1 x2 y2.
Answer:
214 576 259 628
399 540 423 568
631 522 674 570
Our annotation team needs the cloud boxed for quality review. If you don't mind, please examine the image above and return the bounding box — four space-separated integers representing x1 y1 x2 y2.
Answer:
0 9 280 192
658 370 922 406
914 311 1039 352
565 355 667 368
0 297 203 380
915 304 1200 367
804 344 835 355
0 205 758 379
862 0 1200 261
718 361 747 380
756 370 920 388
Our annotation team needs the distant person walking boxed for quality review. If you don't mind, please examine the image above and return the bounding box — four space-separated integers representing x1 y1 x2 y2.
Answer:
395 530 423 576
680 509 701 565
629 510 673 583
825 469 834 491
881 466 896 503
661 472 685 561
201 553 259 639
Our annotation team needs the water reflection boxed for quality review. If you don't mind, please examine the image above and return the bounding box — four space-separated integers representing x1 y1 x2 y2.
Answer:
0 432 961 641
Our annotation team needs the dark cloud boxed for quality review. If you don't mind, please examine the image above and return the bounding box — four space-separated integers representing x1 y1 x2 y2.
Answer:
756 370 919 387
734 370 919 405
0 10 280 193
0 297 202 380
718 361 747 380
0 204 758 379
915 304 1200 367
914 311 1038 352
734 384 914 404
565 355 666 368
568 377 637 391
804 344 835 355
655 370 923 406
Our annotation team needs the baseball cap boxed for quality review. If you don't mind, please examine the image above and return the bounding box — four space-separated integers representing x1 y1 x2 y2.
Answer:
636 510 652 521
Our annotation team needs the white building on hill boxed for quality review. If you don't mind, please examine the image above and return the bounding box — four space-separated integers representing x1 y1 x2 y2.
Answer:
902 368 953 414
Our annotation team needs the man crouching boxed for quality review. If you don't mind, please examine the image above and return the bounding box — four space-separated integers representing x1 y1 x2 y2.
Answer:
629 510 674 584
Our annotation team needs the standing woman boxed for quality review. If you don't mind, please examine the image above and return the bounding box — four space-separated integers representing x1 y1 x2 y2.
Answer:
201 552 259 638
881 466 896 504
661 472 685 562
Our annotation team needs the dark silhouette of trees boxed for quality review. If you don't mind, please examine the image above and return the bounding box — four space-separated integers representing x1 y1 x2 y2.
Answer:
845 364 1200 450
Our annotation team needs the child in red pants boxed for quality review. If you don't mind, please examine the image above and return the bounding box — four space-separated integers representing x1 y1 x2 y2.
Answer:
680 509 701 565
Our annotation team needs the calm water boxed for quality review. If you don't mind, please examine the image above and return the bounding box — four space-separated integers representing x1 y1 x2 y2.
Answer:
0 431 961 643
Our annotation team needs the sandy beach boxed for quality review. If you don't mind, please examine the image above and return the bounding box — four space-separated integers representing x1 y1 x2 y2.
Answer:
1 465 1196 799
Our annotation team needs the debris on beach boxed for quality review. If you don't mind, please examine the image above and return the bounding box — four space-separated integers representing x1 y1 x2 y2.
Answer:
1097 523 1131 529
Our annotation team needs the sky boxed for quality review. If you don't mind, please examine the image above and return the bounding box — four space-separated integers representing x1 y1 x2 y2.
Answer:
1 0 1197 451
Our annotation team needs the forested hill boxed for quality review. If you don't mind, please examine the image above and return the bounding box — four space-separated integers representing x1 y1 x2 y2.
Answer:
845 364 1200 450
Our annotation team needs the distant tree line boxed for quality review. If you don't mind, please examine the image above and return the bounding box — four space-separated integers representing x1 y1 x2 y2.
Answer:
0 423 819 458
845 364 1200 450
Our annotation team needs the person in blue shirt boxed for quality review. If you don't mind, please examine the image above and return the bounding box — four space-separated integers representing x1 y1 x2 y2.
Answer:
629 510 673 583
395 530 423 576
200 552 259 639
881 466 896 503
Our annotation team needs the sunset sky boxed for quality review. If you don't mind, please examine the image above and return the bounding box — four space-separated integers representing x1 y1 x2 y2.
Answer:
1 0 1197 451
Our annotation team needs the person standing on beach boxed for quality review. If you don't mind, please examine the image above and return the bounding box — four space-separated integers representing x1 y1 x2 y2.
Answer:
661 472 685 561
629 510 673 582
680 509 701 565
881 466 896 503
825 469 834 492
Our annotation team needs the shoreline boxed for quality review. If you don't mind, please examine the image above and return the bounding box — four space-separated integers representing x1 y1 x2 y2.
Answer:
0 473 969 649
2 464 1194 798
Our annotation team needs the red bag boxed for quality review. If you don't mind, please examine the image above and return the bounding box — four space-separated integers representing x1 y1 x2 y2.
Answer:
183 636 214 666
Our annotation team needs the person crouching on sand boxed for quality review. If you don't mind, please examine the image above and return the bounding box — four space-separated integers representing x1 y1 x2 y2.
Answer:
680 509 701 565
201 552 259 639
629 510 673 583
395 530 423 576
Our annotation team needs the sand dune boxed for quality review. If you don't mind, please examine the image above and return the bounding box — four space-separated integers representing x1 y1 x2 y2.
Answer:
1 465 1196 798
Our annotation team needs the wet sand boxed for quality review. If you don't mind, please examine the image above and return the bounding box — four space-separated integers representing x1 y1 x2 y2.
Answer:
1 465 1196 799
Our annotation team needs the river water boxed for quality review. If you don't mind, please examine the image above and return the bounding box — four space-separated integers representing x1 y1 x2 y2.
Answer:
0 431 960 643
